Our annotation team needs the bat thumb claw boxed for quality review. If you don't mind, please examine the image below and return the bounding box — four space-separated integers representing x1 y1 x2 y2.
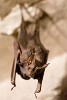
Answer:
44 63 50 68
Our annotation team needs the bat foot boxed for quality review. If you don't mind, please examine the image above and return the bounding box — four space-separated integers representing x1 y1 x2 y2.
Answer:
11 85 16 91
34 92 37 99
35 88 41 93
34 87 41 99
11 81 16 90
35 84 41 93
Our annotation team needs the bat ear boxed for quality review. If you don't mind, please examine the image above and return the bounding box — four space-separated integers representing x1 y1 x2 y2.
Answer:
44 63 50 68
36 63 50 72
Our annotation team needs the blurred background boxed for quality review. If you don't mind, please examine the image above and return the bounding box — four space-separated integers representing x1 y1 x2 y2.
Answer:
0 0 67 100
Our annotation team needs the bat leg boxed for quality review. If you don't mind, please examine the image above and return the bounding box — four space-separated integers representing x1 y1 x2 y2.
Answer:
35 64 48 93
35 80 41 93
35 71 44 93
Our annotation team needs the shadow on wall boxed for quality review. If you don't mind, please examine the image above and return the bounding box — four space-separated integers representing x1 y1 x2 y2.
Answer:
53 60 67 100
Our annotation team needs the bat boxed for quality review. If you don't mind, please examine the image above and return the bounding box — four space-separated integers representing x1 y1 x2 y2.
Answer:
11 6 49 97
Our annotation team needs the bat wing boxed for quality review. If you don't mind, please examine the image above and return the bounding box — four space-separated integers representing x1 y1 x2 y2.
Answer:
11 40 20 90
11 58 16 87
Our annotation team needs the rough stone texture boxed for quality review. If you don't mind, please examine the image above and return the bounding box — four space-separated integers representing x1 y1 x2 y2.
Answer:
0 0 38 17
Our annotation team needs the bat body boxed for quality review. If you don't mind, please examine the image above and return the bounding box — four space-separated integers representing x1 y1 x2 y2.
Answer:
11 18 49 93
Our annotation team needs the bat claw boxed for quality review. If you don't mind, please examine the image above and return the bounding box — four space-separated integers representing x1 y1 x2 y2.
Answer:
34 92 37 99
11 81 16 90
11 84 16 91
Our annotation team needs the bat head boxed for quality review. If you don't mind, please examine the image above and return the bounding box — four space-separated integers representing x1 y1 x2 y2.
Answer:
19 47 35 78
17 45 48 80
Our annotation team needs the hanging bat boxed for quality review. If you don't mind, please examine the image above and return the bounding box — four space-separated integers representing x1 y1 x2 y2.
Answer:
11 6 49 96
